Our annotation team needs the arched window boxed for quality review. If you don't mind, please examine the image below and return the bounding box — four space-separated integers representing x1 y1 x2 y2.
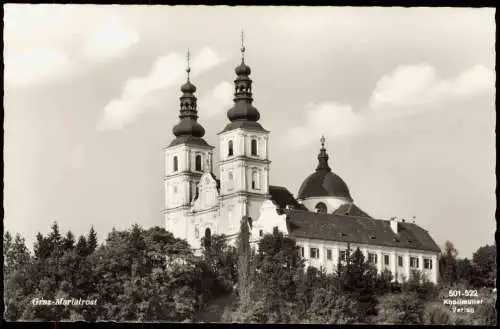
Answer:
252 170 259 190
195 225 200 239
228 140 233 156
173 156 178 172
195 155 202 171
315 202 327 213
251 139 258 156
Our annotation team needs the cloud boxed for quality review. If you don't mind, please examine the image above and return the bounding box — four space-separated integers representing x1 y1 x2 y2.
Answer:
285 102 366 147
369 63 494 116
98 47 226 130
82 14 139 60
285 64 494 147
451 65 495 97
198 82 234 118
4 5 139 87
4 47 72 88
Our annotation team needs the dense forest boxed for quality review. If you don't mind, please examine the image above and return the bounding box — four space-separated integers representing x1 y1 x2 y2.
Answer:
3 219 497 324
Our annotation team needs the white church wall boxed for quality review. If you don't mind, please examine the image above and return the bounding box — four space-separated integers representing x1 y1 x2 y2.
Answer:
165 212 188 243
219 198 243 235
219 128 269 160
165 145 188 174
246 196 267 224
220 163 243 195
186 209 219 249
250 200 287 241
164 176 191 208
165 144 213 175
245 131 268 158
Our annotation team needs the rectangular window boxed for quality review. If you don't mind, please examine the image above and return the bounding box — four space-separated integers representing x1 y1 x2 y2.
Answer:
424 258 432 270
310 247 319 259
368 253 378 265
327 249 332 260
410 256 419 268
398 255 403 267
384 254 390 266
259 230 263 237
339 250 347 262
299 246 304 257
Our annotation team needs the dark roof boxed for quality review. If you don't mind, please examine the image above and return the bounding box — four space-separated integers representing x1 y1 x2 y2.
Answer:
269 185 308 214
218 120 269 134
297 170 353 201
334 203 371 218
168 136 214 148
285 210 440 253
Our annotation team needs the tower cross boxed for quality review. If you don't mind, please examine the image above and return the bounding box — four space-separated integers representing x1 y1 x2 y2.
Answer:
186 48 191 81
320 135 325 149
240 30 246 61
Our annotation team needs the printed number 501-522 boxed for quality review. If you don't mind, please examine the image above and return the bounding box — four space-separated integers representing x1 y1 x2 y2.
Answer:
449 290 478 297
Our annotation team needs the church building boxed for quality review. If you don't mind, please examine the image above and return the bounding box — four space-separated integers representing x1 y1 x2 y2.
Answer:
163 43 440 284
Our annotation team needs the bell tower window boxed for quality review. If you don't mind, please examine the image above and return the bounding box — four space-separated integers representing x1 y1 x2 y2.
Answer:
251 139 258 156
315 202 327 213
228 140 234 156
173 156 178 172
195 155 202 171
252 170 259 190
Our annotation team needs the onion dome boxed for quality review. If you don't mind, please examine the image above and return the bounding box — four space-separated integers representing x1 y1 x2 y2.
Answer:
227 58 260 122
220 32 266 134
235 61 251 76
297 136 353 201
170 50 208 145
180 80 196 94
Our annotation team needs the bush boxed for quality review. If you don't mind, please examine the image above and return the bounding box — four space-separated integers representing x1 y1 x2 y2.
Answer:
423 301 453 324
306 288 357 324
472 294 497 326
375 292 425 324
228 298 268 323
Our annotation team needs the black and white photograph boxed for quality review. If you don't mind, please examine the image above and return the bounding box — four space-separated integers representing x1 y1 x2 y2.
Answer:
3 4 496 324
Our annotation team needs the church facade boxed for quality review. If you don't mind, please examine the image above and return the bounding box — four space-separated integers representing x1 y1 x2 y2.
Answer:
163 47 440 283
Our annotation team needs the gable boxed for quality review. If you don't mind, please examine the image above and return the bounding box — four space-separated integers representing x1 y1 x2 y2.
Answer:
192 173 219 211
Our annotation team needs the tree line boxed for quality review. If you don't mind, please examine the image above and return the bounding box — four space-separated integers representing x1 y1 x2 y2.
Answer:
3 220 497 324
223 217 496 324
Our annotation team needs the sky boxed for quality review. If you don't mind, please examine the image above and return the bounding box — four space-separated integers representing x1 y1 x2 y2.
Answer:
3 5 495 258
